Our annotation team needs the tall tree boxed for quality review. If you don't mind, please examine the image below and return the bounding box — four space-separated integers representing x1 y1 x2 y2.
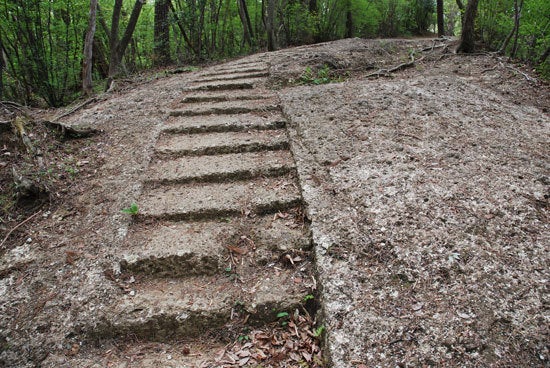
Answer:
437 0 444 36
0 36 4 99
266 0 276 51
457 0 479 53
154 0 171 66
237 0 254 47
345 0 353 38
83 0 98 96
106 0 146 89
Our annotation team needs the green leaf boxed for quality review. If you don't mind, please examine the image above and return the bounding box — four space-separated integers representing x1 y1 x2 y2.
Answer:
276 311 289 319
121 203 139 215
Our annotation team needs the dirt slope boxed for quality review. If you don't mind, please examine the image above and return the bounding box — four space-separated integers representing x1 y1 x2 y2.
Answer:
0 38 548 367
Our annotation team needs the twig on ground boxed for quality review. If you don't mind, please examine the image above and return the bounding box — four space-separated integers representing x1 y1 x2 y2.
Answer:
0 210 42 249
504 64 538 83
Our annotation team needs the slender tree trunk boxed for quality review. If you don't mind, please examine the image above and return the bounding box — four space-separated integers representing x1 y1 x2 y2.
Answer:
309 0 317 13
345 11 353 38
538 46 550 64
106 0 146 90
169 1 200 57
154 0 171 66
509 0 523 58
237 0 253 47
437 0 444 36
266 0 276 51
0 36 4 100
83 0 98 96
457 0 479 53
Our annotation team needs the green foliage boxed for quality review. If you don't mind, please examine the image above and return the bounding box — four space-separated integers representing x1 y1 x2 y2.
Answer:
476 0 549 77
303 294 315 302
121 203 139 215
313 325 326 337
299 65 346 85
276 311 289 319
0 0 547 106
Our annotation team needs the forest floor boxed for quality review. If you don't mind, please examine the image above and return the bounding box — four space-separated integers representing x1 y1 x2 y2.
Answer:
0 38 548 367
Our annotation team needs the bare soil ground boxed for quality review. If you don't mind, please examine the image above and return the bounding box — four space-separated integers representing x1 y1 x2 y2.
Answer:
0 38 548 367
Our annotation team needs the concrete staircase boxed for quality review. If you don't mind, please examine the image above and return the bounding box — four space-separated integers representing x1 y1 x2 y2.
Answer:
56 59 323 367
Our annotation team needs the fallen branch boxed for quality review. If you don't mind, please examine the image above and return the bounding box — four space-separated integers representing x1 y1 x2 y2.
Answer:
504 64 538 83
52 97 97 122
366 55 425 79
0 210 42 249
481 62 502 73
422 43 448 52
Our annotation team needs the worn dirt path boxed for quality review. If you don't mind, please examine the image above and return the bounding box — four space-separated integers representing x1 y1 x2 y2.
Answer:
1 38 548 368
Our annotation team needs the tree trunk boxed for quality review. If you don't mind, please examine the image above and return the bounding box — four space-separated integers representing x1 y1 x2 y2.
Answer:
456 0 479 53
437 0 444 36
154 0 171 66
0 36 4 100
266 0 276 51
237 0 254 47
345 11 353 38
309 0 317 13
169 1 200 57
538 46 550 64
106 0 146 90
509 0 523 58
83 0 98 96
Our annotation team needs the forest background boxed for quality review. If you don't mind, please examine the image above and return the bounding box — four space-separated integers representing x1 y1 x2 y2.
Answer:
0 0 548 108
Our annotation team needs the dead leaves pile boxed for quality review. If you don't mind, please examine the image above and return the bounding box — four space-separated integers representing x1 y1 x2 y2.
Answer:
206 309 325 367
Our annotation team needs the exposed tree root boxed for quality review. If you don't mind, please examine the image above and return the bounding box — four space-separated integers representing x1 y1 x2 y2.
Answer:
0 210 42 250
52 97 97 122
366 55 425 79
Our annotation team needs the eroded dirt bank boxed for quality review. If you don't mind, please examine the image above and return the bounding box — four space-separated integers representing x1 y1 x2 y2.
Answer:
0 38 548 367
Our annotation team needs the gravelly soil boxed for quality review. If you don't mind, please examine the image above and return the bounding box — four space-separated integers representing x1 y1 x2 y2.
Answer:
0 38 548 367
274 38 549 367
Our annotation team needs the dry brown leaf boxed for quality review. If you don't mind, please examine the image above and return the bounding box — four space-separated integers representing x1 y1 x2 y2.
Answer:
289 351 301 361
302 351 312 362
238 357 250 366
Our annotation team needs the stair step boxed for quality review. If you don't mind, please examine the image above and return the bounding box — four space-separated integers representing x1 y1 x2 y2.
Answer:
169 99 279 117
200 66 268 77
86 270 312 341
138 176 302 221
155 129 289 157
182 91 272 103
162 112 286 134
187 78 263 91
43 341 227 368
194 71 269 83
147 150 295 185
120 214 311 277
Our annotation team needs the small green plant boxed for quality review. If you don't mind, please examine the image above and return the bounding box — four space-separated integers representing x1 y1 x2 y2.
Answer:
121 203 139 215
237 334 250 342
276 311 289 318
276 311 290 326
303 294 314 302
313 325 325 337
299 64 346 85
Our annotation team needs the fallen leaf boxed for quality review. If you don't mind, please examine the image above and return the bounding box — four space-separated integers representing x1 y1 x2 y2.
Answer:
289 351 301 361
302 351 312 362
238 357 250 366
